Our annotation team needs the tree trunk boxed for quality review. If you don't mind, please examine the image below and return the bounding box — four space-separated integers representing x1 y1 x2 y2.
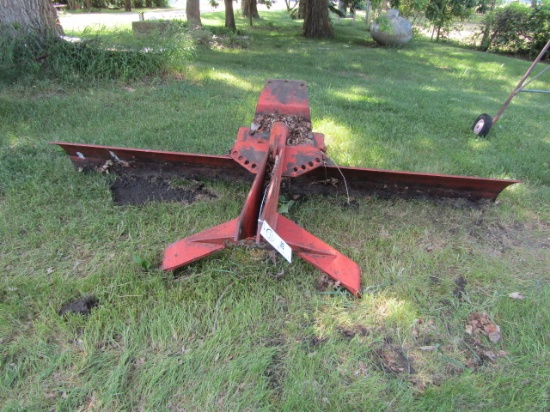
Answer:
298 0 306 19
86 0 92 11
186 0 202 28
224 0 236 30
0 0 63 37
303 0 333 38
241 0 260 18
66 0 80 10
125 0 132 12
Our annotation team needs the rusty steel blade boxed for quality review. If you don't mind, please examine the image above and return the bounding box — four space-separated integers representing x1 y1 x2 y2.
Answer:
52 141 519 202
53 141 252 183
289 165 520 201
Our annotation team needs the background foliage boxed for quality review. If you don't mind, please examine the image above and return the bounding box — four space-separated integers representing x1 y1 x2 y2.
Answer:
59 0 169 9
480 2 550 58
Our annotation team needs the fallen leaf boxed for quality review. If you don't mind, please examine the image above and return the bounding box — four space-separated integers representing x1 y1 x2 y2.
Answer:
466 312 502 343
484 323 501 343
488 331 502 343
508 292 525 300
484 323 500 334
419 346 437 351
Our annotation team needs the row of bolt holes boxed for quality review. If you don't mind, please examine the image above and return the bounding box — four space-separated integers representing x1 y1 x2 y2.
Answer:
233 151 321 173
293 157 322 173
234 153 257 170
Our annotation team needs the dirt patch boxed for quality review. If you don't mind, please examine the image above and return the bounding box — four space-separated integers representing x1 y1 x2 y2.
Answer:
468 218 550 252
110 172 217 206
371 342 415 376
263 335 287 398
252 113 313 145
338 324 371 340
306 336 328 347
453 276 467 301
59 295 98 316
461 334 507 369
316 273 346 292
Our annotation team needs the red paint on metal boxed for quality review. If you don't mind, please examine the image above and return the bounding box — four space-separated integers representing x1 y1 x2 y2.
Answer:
162 219 239 271
276 215 361 296
235 148 269 240
255 79 310 118
160 118 363 295
257 122 289 240
292 165 520 201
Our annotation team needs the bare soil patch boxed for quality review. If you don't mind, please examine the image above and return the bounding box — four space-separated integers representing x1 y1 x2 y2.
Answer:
59 295 98 316
110 170 217 206
371 342 416 376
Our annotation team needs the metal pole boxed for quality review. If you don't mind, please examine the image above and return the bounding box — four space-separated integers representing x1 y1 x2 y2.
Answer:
492 40 550 125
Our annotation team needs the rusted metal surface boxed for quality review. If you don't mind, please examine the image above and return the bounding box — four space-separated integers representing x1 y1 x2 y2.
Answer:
255 79 311 118
230 127 327 178
53 141 252 183
289 165 520 201
53 79 521 296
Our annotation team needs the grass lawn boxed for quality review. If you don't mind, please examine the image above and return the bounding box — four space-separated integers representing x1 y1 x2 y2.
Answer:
1 10 549 411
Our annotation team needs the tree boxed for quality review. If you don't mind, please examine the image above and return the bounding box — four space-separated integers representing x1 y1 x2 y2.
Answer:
241 0 260 19
125 0 132 12
186 0 202 28
225 0 236 30
303 0 334 38
425 0 476 41
297 0 306 19
0 0 63 38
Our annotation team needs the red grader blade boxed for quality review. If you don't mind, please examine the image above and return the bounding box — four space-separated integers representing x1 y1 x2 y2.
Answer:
53 79 520 296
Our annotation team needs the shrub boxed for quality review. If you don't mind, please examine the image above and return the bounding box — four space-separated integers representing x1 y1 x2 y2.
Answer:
529 2 550 56
188 28 214 47
0 26 194 84
480 3 550 59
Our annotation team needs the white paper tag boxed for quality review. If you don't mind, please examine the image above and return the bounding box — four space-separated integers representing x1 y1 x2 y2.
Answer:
260 221 292 263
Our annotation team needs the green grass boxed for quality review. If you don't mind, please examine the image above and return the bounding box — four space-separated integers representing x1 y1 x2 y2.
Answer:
1 10 549 411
